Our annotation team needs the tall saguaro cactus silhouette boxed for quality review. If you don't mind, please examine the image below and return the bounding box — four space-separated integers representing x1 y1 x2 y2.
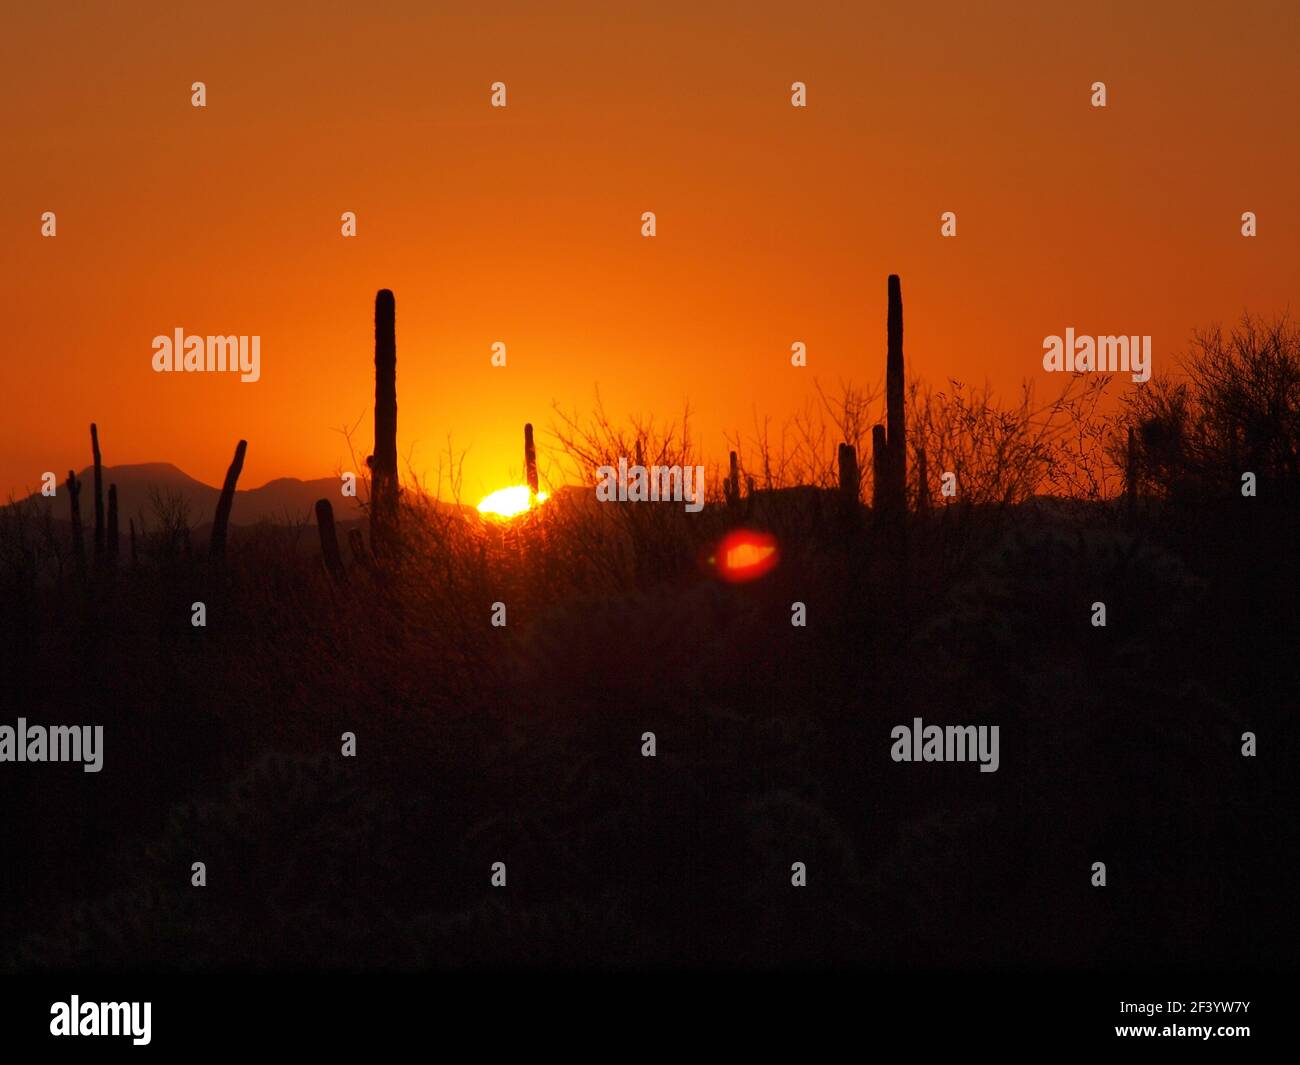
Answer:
869 275 909 517
524 423 539 496
885 275 908 514
370 289 399 553
90 423 105 564
209 439 247 559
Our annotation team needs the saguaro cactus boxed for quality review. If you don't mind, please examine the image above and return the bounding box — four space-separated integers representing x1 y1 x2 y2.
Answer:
66 470 84 571
370 289 399 553
315 498 346 581
870 275 909 518
916 447 931 515
884 274 907 514
725 451 740 507
524 423 539 496
129 518 138 567
838 442 859 503
209 439 247 559
106 484 120 563
90 423 105 564
348 528 369 567
871 425 888 511
1124 426 1138 519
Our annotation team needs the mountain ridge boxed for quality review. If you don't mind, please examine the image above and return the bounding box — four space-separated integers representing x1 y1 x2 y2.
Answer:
10 462 366 527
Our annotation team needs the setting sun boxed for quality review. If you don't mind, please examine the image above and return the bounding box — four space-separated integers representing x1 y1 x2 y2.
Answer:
476 485 549 520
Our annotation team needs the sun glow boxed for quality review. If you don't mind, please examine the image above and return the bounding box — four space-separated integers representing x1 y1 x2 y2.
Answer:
476 484 549 520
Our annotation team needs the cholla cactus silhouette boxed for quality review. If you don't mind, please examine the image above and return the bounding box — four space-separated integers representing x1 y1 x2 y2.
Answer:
106 483 119 563
370 289 399 554
90 422 105 565
209 439 247 559
315 498 345 581
524 423 539 496
65 469 84 571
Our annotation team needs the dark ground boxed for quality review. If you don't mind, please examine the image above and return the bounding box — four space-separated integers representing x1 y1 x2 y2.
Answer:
0 489 1296 972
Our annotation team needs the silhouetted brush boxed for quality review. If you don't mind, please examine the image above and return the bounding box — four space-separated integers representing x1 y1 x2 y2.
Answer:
106 484 120 563
524 423 539 496
209 439 247 559
370 289 399 554
90 423 105 564
66 470 84 572
315 499 346 581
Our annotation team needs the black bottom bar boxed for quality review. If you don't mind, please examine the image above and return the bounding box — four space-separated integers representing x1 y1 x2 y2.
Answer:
1 970 1283 1053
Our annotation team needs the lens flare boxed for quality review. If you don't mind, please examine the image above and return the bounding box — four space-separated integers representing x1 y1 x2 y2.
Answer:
476 485 548 519
710 529 779 582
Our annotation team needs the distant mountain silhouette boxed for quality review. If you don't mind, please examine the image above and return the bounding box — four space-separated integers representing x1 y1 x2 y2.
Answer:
13 463 366 528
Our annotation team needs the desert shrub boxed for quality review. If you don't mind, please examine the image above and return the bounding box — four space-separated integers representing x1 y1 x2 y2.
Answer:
1121 313 1300 505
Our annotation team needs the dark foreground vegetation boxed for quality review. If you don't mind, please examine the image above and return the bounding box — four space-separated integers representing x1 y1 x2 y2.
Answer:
1 299 1297 972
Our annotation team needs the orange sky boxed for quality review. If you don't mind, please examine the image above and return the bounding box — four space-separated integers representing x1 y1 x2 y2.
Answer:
3 0 1297 503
